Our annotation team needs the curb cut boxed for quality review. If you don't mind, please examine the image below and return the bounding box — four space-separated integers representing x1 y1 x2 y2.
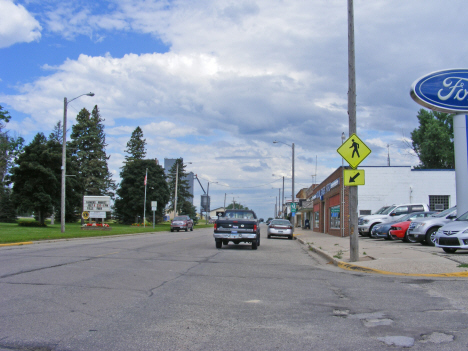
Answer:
296 237 468 278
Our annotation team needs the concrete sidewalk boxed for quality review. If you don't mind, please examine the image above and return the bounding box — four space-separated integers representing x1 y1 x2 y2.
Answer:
293 227 468 277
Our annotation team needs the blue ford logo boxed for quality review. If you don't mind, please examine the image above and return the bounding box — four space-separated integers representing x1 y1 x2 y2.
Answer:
411 69 468 113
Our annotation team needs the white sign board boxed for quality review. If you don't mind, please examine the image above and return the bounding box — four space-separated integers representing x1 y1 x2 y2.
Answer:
89 211 106 218
83 196 111 212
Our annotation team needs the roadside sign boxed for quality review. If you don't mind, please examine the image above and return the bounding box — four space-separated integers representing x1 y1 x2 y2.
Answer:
82 211 89 220
151 201 157 211
344 169 365 186
291 202 297 213
337 133 371 169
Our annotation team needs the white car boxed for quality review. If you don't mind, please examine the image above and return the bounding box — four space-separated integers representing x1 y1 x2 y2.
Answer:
435 211 468 253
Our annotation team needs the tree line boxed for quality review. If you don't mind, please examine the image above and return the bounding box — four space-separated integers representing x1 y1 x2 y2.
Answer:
0 105 196 224
0 107 454 224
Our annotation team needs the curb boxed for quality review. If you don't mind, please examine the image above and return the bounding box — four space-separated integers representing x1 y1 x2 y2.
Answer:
0 242 34 247
296 237 468 278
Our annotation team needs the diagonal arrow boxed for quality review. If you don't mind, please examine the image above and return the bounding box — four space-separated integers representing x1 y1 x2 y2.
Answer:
349 172 361 183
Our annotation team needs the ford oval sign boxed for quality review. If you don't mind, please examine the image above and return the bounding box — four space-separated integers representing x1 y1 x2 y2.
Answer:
411 69 468 113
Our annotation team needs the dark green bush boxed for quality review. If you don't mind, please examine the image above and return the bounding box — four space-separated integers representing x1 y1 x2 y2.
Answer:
18 220 47 227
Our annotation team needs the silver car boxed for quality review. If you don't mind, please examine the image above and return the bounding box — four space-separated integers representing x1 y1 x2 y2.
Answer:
435 210 468 253
267 219 294 240
407 206 457 246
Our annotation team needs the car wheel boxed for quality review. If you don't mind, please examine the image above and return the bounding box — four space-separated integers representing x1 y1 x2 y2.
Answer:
222 240 229 245
252 240 258 250
257 236 260 247
425 228 438 246
403 230 417 243
267 234 271 239
289 235 293 240
185 227 188 232
443 248 457 254
215 240 222 249
384 233 393 240
190 226 193 231
170 228 174 232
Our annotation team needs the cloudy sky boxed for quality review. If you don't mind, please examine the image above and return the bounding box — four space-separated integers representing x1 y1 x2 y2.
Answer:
0 0 466 220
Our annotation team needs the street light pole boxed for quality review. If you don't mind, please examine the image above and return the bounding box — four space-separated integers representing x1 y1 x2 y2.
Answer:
61 92 94 233
273 140 295 226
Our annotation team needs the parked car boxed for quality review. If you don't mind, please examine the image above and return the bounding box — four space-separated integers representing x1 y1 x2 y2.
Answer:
370 211 434 240
359 205 392 219
170 215 194 232
389 212 436 242
267 219 294 240
435 210 468 253
359 203 430 237
407 206 457 246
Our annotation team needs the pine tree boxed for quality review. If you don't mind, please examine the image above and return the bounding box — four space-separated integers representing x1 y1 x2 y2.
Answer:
0 105 24 186
70 106 116 197
0 187 16 223
10 133 62 225
124 126 146 162
49 120 63 143
114 159 169 224
167 158 193 214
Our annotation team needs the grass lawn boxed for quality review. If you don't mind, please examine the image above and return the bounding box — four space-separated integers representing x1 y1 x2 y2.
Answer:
0 221 214 244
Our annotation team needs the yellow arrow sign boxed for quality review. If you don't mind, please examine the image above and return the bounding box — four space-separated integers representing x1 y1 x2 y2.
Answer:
344 169 365 186
337 133 371 169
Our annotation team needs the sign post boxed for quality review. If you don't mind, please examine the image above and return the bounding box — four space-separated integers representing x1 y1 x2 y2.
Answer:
151 201 157 229
411 69 468 215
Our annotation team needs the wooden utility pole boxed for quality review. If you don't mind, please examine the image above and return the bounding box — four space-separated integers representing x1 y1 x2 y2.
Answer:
348 0 359 262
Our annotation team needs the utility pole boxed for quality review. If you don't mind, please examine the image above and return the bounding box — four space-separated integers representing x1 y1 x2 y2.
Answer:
348 0 359 262
174 162 179 217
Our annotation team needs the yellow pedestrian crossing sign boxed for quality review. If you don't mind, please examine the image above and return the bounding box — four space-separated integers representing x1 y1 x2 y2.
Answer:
337 133 371 169
344 169 365 186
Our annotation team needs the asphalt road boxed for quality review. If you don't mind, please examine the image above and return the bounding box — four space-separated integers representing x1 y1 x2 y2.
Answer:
1 225 468 350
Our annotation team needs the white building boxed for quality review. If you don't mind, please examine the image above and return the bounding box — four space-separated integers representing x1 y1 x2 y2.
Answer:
356 166 456 215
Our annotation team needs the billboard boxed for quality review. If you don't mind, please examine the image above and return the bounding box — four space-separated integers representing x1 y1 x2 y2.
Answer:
83 196 111 212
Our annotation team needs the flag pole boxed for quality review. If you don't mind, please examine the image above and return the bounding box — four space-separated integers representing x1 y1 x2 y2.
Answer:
144 168 148 227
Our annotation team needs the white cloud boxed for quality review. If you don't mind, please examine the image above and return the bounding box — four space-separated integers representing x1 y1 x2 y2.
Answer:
0 0 41 48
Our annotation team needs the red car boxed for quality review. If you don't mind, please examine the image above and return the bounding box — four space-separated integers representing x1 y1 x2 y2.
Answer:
389 220 412 242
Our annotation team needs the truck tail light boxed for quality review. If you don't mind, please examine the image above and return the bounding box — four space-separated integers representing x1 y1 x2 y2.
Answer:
214 223 217 230
254 224 257 231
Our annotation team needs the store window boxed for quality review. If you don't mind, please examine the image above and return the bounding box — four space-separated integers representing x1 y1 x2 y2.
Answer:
330 205 340 229
314 211 319 228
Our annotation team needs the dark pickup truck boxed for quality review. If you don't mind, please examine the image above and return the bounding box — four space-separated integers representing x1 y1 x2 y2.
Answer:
213 210 261 250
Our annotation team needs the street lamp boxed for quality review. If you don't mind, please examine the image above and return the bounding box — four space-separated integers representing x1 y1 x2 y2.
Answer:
61 92 94 233
273 140 295 225
205 181 218 224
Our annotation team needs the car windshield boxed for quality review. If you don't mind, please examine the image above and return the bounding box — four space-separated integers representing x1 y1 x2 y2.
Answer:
433 206 456 218
174 216 188 221
381 206 397 215
456 211 468 221
223 211 255 219
374 206 389 214
271 220 290 226
396 213 415 222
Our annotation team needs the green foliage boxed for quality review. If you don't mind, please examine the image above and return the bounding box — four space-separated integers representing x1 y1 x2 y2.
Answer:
114 159 170 224
180 200 197 221
10 133 62 225
0 105 24 186
225 203 249 210
124 126 146 162
18 220 47 227
411 109 454 169
70 106 116 197
167 158 193 213
0 187 16 223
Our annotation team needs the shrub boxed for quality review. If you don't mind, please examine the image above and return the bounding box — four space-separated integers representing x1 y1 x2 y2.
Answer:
18 220 47 227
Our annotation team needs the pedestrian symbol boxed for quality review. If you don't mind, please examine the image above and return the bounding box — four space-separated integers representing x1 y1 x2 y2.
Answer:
337 133 371 169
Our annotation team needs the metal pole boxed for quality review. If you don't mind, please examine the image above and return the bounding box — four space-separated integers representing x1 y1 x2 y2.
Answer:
174 162 179 217
143 168 147 227
348 0 359 262
291 142 295 226
206 182 210 224
224 193 227 211
282 176 284 218
61 97 67 233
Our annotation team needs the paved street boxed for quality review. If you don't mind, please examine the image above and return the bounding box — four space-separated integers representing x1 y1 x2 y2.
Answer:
1 226 468 350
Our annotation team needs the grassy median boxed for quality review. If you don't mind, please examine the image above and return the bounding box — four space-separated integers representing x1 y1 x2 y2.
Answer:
0 220 214 244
